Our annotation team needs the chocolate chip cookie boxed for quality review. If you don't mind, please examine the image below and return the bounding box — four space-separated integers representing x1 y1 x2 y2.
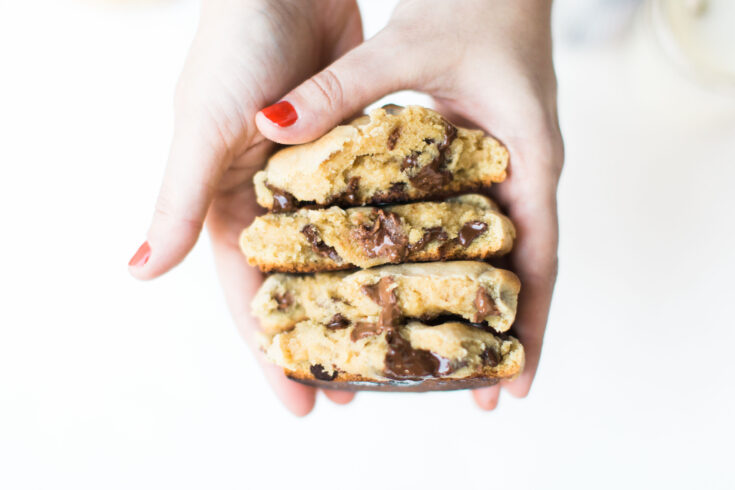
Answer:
240 194 515 272
260 319 524 391
253 105 508 211
251 261 520 336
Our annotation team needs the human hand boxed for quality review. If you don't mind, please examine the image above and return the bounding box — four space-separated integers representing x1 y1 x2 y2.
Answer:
127 0 363 415
254 0 564 410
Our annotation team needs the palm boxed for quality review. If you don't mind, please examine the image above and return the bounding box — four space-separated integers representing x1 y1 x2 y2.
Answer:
190 1 363 414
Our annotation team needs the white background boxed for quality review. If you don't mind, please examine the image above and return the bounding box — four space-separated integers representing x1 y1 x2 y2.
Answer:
1 1 734 488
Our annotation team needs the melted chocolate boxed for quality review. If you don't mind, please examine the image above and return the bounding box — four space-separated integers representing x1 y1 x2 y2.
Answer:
480 346 500 367
408 226 449 252
310 364 337 381
273 292 293 311
370 182 407 204
473 287 499 322
352 209 408 262
457 221 488 247
360 276 452 379
401 151 420 171
384 329 451 379
336 177 361 206
325 313 350 330
350 321 384 341
301 224 342 262
408 120 457 191
266 184 298 213
387 126 401 150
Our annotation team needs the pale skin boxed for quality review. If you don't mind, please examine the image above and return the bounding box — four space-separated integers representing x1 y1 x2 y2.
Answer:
128 0 563 415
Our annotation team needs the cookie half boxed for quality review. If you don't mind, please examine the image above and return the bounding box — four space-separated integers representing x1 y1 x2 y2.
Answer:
240 194 515 272
251 261 520 335
261 319 524 392
253 105 508 211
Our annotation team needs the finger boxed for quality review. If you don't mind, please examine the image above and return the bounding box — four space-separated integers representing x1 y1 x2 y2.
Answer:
322 389 356 405
261 361 317 417
501 178 559 398
255 30 418 144
128 114 232 280
473 385 501 411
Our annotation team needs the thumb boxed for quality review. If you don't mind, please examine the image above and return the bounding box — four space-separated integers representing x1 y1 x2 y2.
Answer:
255 32 418 144
128 117 230 280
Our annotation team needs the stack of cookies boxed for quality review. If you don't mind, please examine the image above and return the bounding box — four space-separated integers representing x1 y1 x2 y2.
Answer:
240 105 524 391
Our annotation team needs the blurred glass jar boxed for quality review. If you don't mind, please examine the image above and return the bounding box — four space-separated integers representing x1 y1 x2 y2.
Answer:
650 0 735 92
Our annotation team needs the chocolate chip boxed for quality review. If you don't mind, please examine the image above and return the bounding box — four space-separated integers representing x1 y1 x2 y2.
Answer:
408 120 457 191
335 177 361 206
361 277 402 329
350 321 384 341
387 127 401 150
437 120 458 152
473 287 500 322
401 151 420 171
325 313 350 330
423 138 435 145
310 364 337 381
370 182 407 204
266 184 298 212
274 292 293 311
384 329 452 379
408 226 449 252
480 346 500 367
352 209 408 262
457 221 488 247
301 224 342 262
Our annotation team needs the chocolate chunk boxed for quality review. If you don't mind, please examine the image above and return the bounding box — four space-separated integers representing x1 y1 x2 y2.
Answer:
401 151 420 171
384 329 452 379
360 276 454 379
408 226 449 252
361 277 402 329
370 182 407 204
387 127 401 150
480 346 500 367
301 224 342 262
457 221 488 247
352 209 408 262
350 321 384 341
336 177 361 206
408 120 457 191
438 120 458 152
409 161 452 191
473 287 500 322
310 364 337 381
423 138 435 145
273 292 293 311
266 184 298 212
325 313 350 330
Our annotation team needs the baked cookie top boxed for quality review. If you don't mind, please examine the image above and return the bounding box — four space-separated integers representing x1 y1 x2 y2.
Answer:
253 105 508 210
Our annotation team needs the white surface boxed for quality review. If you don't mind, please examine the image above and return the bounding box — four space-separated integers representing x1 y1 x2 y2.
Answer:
1 1 734 488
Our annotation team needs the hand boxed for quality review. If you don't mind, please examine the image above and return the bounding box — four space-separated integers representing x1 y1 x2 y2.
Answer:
128 0 363 415
254 0 564 410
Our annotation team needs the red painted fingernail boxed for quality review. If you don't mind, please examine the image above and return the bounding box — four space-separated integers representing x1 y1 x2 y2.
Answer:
128 241 151 267
261 100 298 127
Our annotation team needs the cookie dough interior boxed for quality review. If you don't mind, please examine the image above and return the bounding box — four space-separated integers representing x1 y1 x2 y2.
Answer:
252 261 520 335
262 319 524 382
253 105 508 210
240 194 515 272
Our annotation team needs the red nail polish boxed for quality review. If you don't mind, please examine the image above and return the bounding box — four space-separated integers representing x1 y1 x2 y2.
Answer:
261 100 298 127
128 241 151 267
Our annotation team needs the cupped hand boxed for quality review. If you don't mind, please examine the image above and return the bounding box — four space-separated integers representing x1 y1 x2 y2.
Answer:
254 0 564 410
128 0 363 415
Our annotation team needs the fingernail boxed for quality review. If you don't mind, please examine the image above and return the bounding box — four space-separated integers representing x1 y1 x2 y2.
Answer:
261 100 298 127
128 241 151 267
